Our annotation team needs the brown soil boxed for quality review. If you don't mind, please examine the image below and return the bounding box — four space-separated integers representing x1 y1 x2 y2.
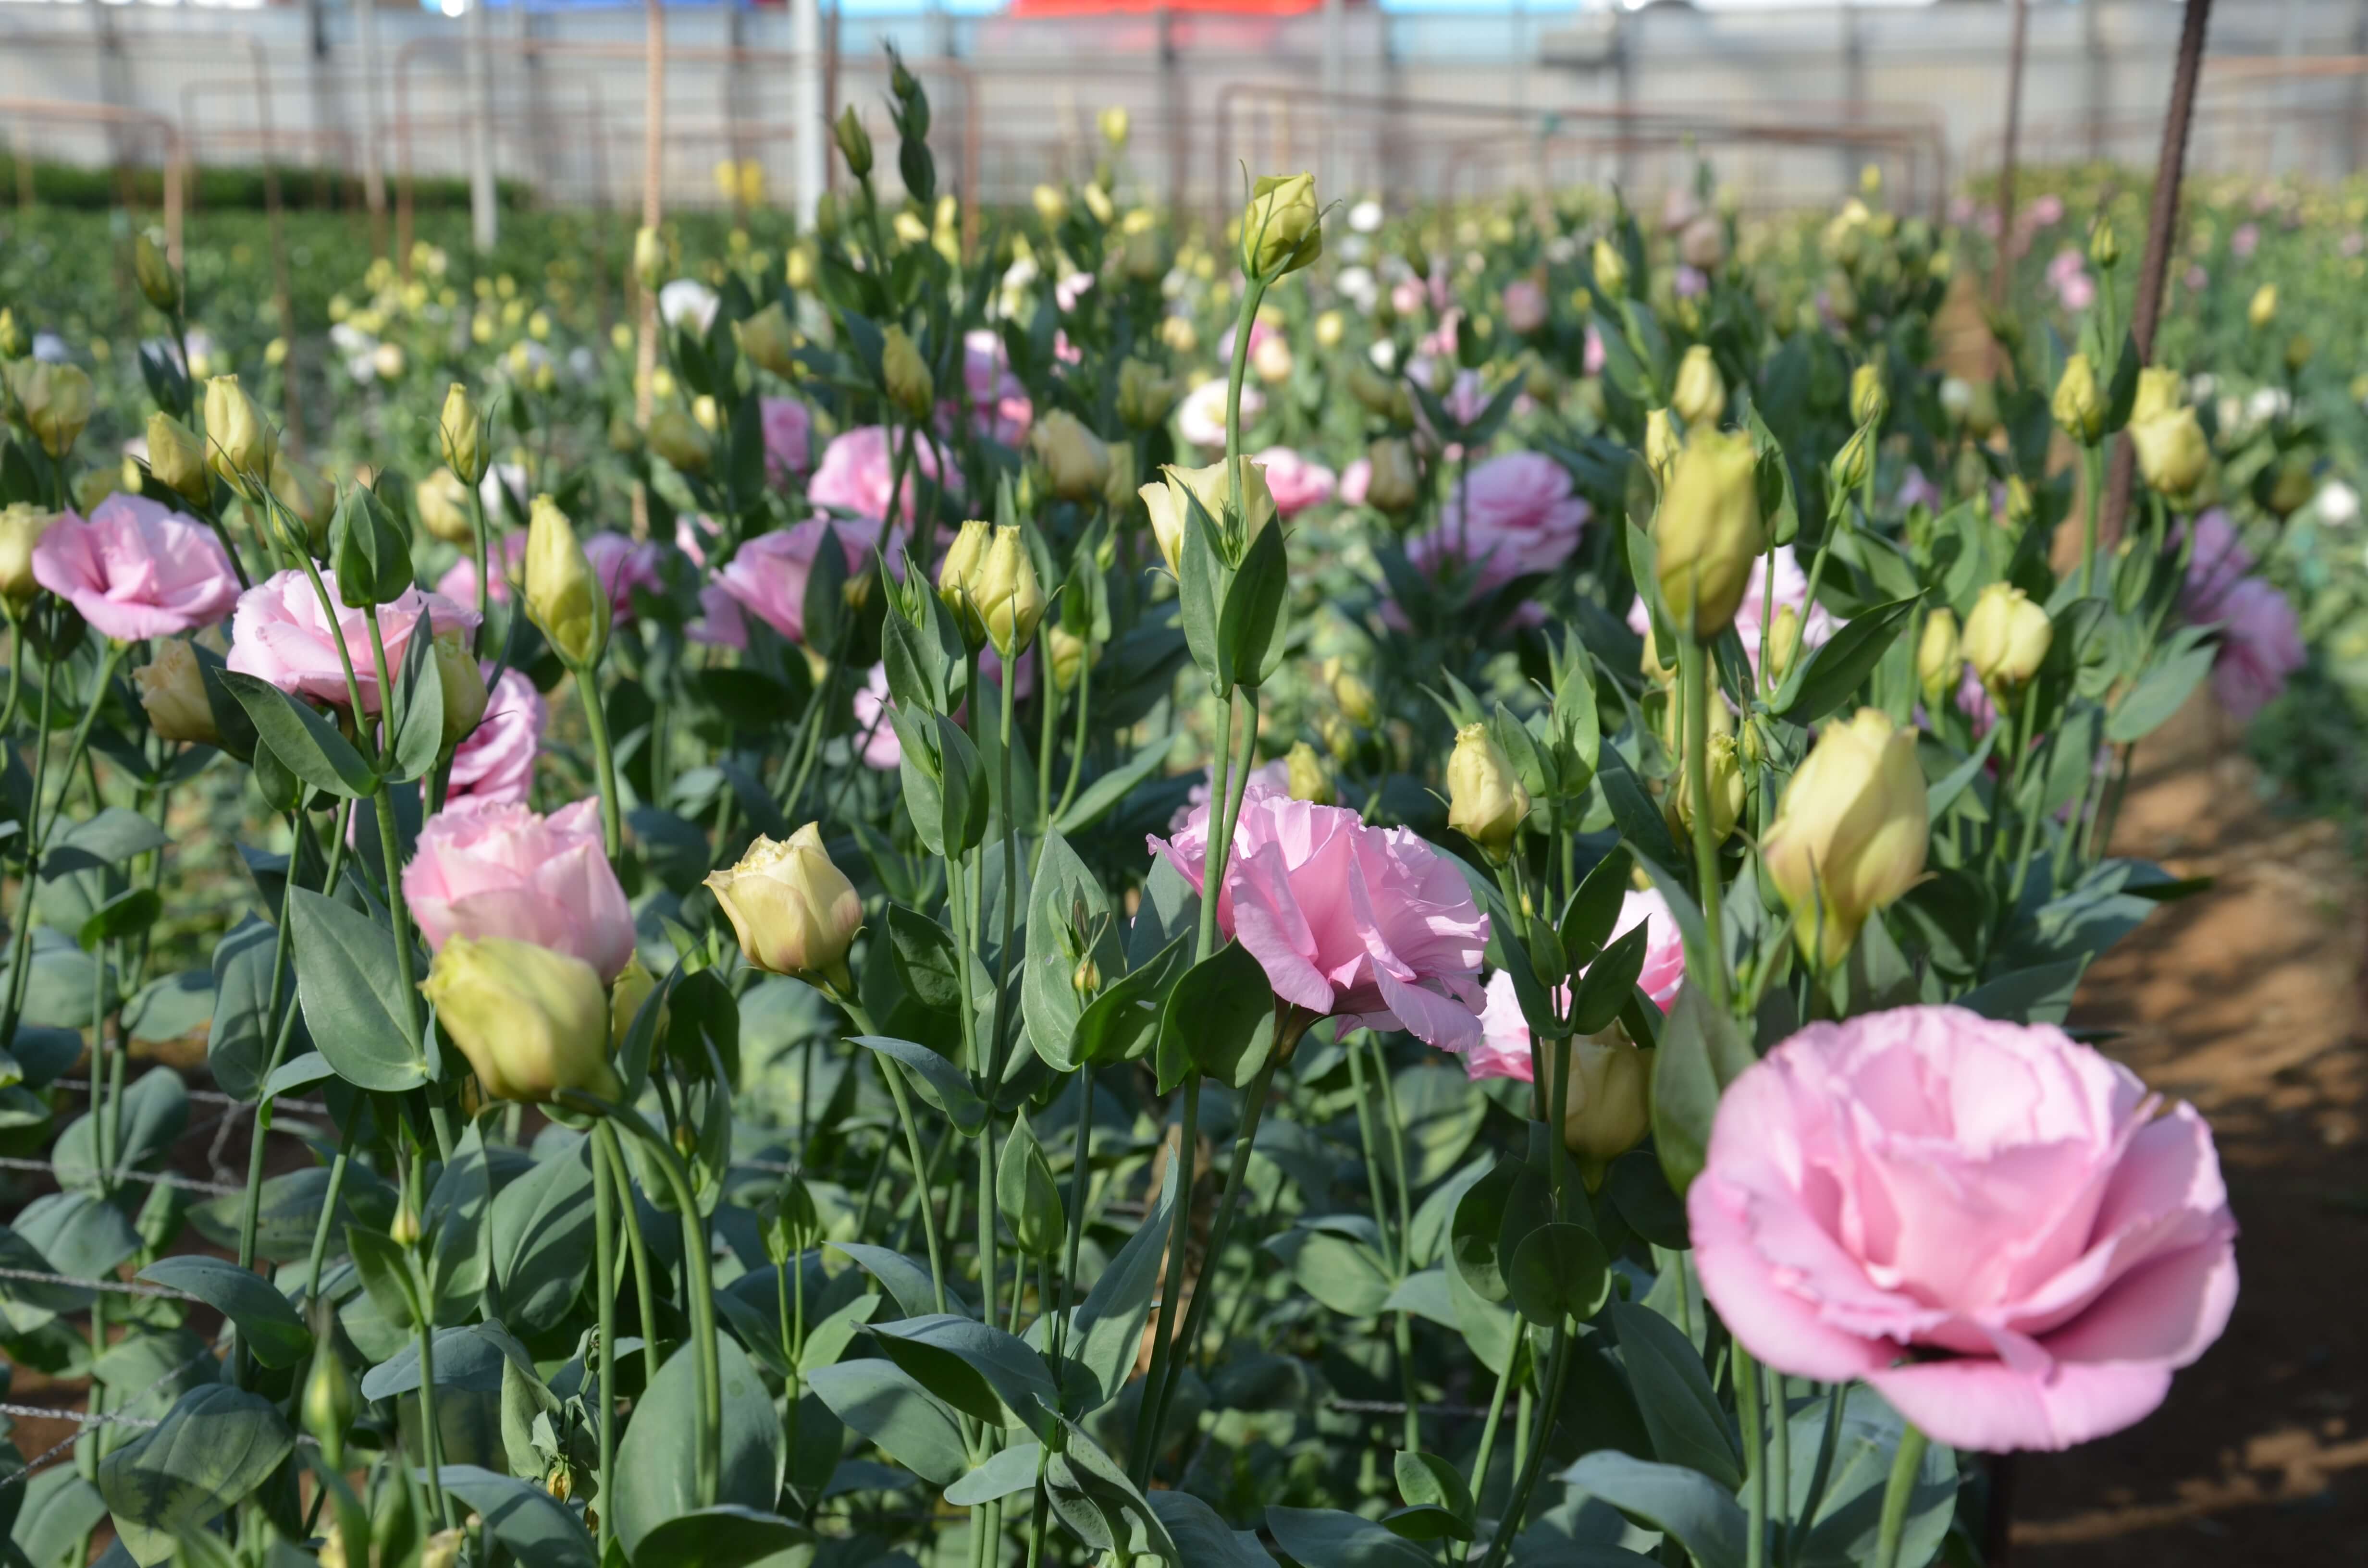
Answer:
2014 691 2368 1562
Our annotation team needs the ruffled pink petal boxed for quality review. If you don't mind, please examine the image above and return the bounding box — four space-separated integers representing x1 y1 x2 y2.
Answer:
1690 1168 1893 1384
1868 1355 2174 1454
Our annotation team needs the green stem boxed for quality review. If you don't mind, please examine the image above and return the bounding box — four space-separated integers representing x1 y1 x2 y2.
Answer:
1132 1076 1197 1482
1765 1363 1791 1560
576 662 624 862
1737 1343 1768 1568
1873 1423 1931 1568
1050 1066 1094 1360
304 1120 360 1303
1678 638 1729 1007
1475 1328 1571 1568
1 637 123 1043
1466 1347 1516 1523
598 1109 722 1510
598 1126 662 1378
881 1061 950 1315
1223 281 1273 528
2078 442 2104 599
1049 641 1093 827
592 1123 619 1564
1162 1047 1283 1400
1792 1382 1849 1562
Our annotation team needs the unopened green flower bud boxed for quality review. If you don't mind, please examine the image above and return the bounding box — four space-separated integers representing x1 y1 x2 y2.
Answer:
1241 172 1321 277
1285 740 1333 805
1653 429 1765 639
997 1118 1065 1260
434 630 489 748
1917 608 1960 705
1829 424 1874 493
421 936 621 1106
1590 236 1628 299
1671 345 1725 429
974 524 1044 658
1962 581 2052 693
835 107 874 179
881 326 934 420
1030 410 1111 502
146 411 209 503
525 494 609 668
1850 362 1888 427
632 225 664 290
302 1345 358 1469
2051 353 2105 443
1556 1038 1653 1188
1446 722 1529 860
1763 708 1928 970
133 232 180 314
14 360 92 459
647 408 714 475
736 301 800 380
204 375 277 496
440 382 486 485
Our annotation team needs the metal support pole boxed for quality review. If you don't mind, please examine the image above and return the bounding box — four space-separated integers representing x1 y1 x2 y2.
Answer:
1993 0 2030 309
465 0 498 251
2100 0 2217 544
2087 0 2109 163
356 0 388 233
1320 0 1343 203
793 0 824 232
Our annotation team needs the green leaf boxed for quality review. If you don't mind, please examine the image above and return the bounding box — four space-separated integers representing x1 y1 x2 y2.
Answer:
630 1505 814 1568
1070 930 1188 1070
610 1335 782 1557
287 886 428 1092
1785 1387 1958 1568
804 1358 969 1486
1449 1160 1520 1305
1147 1492 1280 1567
1284 1229 1394 1319
851 1034 986 1135
97 1386 294 1568
870 1313 1060 1435
1560 1451 1749 1568
1651 983 1757 1196
942 1443 1043 1507
346 1223 419 1331
1051 733 1176 834
424 1122 492 1324
1506 1222 1610 1327
1265 1505 1438 1568
134 1258 309 1370
488 1139 597 1335
826 1242 950 1321
206 915 282 1102
1157 939 1275 1093
219 672 376 798
2107 629 2215 744
1070 1150 1177 1410
385 612 446 784
1394 1449 1474 1532
1220 515 1292 689
123 968 213 1044
1020 831 1117 1073
1570 921 1648 1034
1773 593 1920 726
1609 1300 1740 1489
429 1465 596 1568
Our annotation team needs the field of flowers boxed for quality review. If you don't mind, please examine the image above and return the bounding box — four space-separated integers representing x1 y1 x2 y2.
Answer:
0 75 2334 1568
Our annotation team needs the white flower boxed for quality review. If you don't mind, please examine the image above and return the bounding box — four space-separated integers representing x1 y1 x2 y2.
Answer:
481 462 529 519
1335 266 1378 313
2318 480 2360 526
1175 376 1260 450
1368 339 1398 372
658 278 720 334
1349 198 1385 234
31 332 66 364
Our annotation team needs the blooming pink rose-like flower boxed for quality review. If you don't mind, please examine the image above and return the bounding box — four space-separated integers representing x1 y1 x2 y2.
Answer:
688 583 749 650
2181 508 2253 608
226 569 478 713
31 494 240 641
761 397 813 484
2203 576 2303 723
1408 452 1590 592
2028 193 2065 226
1583 324 1606 377
1462 888 1685 1082
960 330 1032 448
1894 466 1943 514
1626 543 1837 678
1147 792 1491 1052
1338 457 1373 508
1255 446 1338 517
582 533 665 623
403 797 635 981
435 532 528 611
851 663 903 771
447 666 544 807
2230 222 2259 259
1169 758 1290 833
715 517 886 644
809 427 951 525
1502 278 1548 335
1690 1005 2237 1453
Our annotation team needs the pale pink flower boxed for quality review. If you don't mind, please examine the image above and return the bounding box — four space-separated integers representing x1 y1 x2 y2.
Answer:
1895 466 1943 514
687 583 748 649
403 797 635 981
2230 222 2259 259
1146 793 1490 1052
1338 457 1372 508
714 517 886 646
1170 759 1291 833
434 533 528 611
1583 325 1606 378
2028 193 2065 226
1408 452 1590 591
809 426 951 525
960 330 1033 447
761 397 813 483
31 494 240 641
1462 888 1685 1083
226 569 477 714
582 533 666 623
2203 576 2302 723
851 663 902 770
1690 1005 2237 1453
675 514 721 569
1255 446 1337 517
1626 543 1836 677
447 666 543 807
1502 278 1548 335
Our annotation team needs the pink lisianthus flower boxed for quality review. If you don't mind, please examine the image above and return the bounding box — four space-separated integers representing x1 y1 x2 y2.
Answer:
31 494 241 641
959 330 1033 448
714 517 887 645
1690 1005 2237 1453
1169 759 1290 833
1408 452 1591 592
851 663 902 771
1146 792 1491 1053
1461 888 1686 1082
581 533 666 623
687 583 748 650
761 397 813 484
434 532 528 611
1338 457 1372 508
2201 576 2303 723
402 797 636 981
809 426 952 525
226 569 478 714
1255 446 1338 517
1502 278 1548 335
447 666 544 807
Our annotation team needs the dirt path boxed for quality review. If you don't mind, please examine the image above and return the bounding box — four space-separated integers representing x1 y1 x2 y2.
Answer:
2015 691 2368 1561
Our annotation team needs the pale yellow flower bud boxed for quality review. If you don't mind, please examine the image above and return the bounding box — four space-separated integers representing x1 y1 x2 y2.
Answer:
1762 708 1928 970
204 375 277 496
882 326 934 419
1590 236 1628 298
1653 429 1766 639
421 936 621 1105
704 823 865 989
1446 721 1529 859
1241 172 1321 277
1030 410 1112 503
15 361 92 459
2051 353 2104 443
1099 106 1131 148
1313 310 1346 350
1962 581 2052 694
1829 424 1874 494
647 408 714 476
1557 1037 1653 1187
1285 740 1333 806
1322 656 1378 727
1849 362 1888 428
134 231 179 313
1116 359 1179 429
1917 608 1960 705
1764 605 1804 686
133 638 220 746
1363 438 1418 514
440 382 485 484
1031 184 1069 227
2129 366 2183 427
525 494 607 668
1667 732 1745 846
0 504 53 604
1643 407 1681 484
2089 218 2120 269
1670 345 1725 429
974 524 1045 657
416 466 475 546
1048 624 1089 693
937 518 991 644
1148 458 1276 576
433 629 489 748
2248 282 2279 332
2131 406 2209 499
736 302 800 380
609 955 657 1052
146 412 209 503
632 226 664 290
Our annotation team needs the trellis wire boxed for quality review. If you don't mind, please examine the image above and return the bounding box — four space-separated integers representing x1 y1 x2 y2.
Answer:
0 1155 244 1197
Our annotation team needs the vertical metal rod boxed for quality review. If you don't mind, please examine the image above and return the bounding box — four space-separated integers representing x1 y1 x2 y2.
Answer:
793 0 825 232
2101 2 2217 550
1991 0 2030 309
465 0 498 251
